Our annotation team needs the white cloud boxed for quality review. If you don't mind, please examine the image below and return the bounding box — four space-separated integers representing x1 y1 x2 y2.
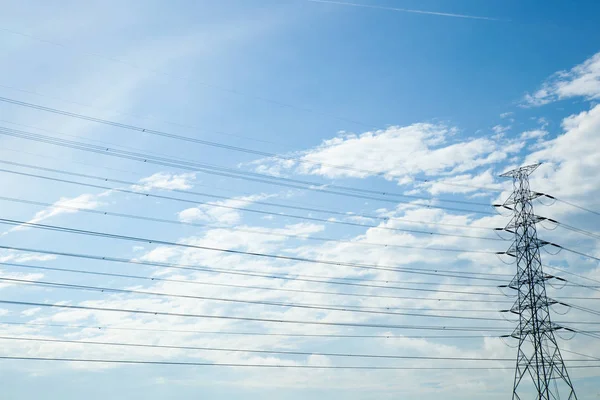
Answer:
4 184 598 394
492 124 511 135
133 172 196 191
499 112 513 119
8 193 104 233
523 103 600 217
0 269 45 290
21 307 42 317
520 129 548 140
178 194 271 225
255 124 519 183
416 169 505 195
524 51 600 106
0 250 56 263
138 246 181 263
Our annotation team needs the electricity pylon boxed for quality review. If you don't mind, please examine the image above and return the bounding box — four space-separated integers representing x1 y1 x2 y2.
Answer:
500 164 577 400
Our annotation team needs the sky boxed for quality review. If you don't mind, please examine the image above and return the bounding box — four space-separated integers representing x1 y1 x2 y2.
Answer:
1 0 600 399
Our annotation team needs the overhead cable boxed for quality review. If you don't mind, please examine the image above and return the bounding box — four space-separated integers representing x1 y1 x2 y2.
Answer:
538 193 600 218
0 335 524 361
7 356 599 370
0 194 504 244
544 265 600 287
0 277 509 321
0 245 515 295
548 244 600 263
0 262 506 302
0 84 295 147
0 96 502 194
534 216 600 241
9 278 594 326
0 164 501 239
0 218 507 274
0 321 501 339
0 260 503 289
0 335 593 362
0 125 497 214
0 300 510 331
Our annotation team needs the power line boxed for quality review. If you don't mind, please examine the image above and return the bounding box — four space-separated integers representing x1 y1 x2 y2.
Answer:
0 218 512 291
0 89 503 195
0 262 507 302
0 96 502 196
561 348 600 362
0 138 155 178
0 245 516 297
0 335 528 361
0 218 505 266
544 265 600 287
0 123 497 213
539 193 600 218
536 216 600 241
565 303 600 318
9 277 597 325
10 322 597 337
0 194 504 246
0 277 510 321
0 84 293 148
8 356 599 370
0 300 510 332
0 259 505 289
0 137 342 212
505 260 600 295
549 244 600 262
0 321 501 339
3 335 596 363
555 278 600 294
4 270 587 327
0 162 501 239
500 238 600 264
0 127 496 217
557 222 600 241
573 330 600 341
6 320 600 338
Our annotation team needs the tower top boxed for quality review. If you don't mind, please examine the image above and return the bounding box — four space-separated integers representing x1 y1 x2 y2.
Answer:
500 163 541 178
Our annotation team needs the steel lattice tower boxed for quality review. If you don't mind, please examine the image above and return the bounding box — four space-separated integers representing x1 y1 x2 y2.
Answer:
500 164 577 400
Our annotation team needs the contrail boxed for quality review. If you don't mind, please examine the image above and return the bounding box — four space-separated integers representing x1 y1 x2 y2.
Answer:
306 0 503 21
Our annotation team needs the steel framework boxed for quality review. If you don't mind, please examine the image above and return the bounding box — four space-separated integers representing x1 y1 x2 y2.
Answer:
500 164 577 400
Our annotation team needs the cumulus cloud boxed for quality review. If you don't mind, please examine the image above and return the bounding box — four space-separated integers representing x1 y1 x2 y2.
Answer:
7 193 105 233
21 307 42 317
525 103 600 201
133 172 196 191
414 169 505 195
0 268 45 290
254 123 521 183
178 194 272 225
492 125 511 135
524 51 600 106
0 250 56 263
520 129 548 140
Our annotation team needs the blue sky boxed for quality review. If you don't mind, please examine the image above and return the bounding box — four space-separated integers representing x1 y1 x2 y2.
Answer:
1 0 600 399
